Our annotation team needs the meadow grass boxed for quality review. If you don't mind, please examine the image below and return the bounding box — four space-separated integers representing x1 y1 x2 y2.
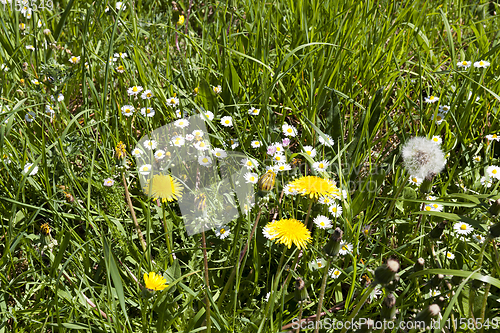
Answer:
1 0 500 331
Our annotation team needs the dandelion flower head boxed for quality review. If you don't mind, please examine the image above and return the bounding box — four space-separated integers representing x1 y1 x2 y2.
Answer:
143 174 183 203
402 137 446 179
143 272 168 291
264 218 312 250
287 176 341 200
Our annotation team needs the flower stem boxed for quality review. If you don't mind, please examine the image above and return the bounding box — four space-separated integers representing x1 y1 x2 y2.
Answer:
314 260 331 333
122 173 147 252
339 283 376 333
201 230 211 333
162 205 173 265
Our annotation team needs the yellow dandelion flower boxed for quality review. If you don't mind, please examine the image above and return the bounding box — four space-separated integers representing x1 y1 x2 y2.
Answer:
115 141 126 159
265 218 312 250
40 223 51 235
144 174 183 202
177 15 185 26
143 272 168 291
287 175 340 200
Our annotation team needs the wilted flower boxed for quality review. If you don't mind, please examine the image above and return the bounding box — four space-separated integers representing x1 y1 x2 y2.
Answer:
402 137 446 179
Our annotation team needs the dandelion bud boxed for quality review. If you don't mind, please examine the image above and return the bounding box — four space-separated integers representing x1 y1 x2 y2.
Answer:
323 227 343 257
43 29 51 35
294 278 309 303
414 257 425 272
414 304 440 328
489 222 500 238
385 274 400 292
140 287 155 299
374 259 400 285
420 177 433 194
428 221 447 240
381 293 397 320
489 199 500 216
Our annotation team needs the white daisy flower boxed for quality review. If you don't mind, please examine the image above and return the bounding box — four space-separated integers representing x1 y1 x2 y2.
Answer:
486 134 500 142
309 258 327 270
439 105 450 113
328 203 343 217
103 178 114 186
57 93 64 102
283 184 299 196
31 79 40 85
170 135 185 147
457 60 471 69
474 60 490 68
409 175 423 186
25 111 36 122
185 134 195 141
241 158 258 170
174 118 189 128
192 129 204 137
69 56 80 64
230 139 240 149
139 164 151 175
303 145 317 158
215 225 230 239
313 160 330 172
472 234 485 243
212 148 227 159
445 252 455 260
194 140 210 151
141 107 155 117
203 111 214 121
431 113 445 125
431 136 442 145
121 105 135 117
113 52 128 59
428 289 441 298
220 116 233 127
369 287 383 302
361 225 371 237
116 1 126 10
45 105 55 119
248 107 260 115
127 85 143 96
262 225 277 239
26 45 35 51
23 163 38 176
198 155 212 167
423 203 443 212
473 155 481 163
339 241 353 255
264 292 271 302
251 140 262 148
244 172 258 184
213 85 222 94
486 165 500 180
275 163 292 172
318 196 335 205
272 143 284 154
424 95 439 103
282 124 297 137
143 139 158 150
116 65 125 73
141 90 154 99
131 148 142 157
154 150 166 160
318 134 334 147
453 222 473 235
273 154 286 163
167 96 179 107
329 268 342 279
480 176 493 188
313 215 332 229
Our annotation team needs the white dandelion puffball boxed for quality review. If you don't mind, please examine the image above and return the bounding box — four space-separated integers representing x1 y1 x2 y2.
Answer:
402 137 446 179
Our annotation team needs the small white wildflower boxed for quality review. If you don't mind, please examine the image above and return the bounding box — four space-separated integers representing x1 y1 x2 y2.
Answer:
23 163 38 176
474 60 490 68
313 215 332 229
453 222 473 236
424 95 439 103
486 165 500 180
220 116 233 127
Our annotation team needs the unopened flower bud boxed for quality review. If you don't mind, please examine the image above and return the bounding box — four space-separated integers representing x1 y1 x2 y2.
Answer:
374 259 400 285
489 199 500 216
381 293 397 320
414 304 440 327
294 278 309 303
323 227 343 257
43 29 51 35
414 258 425 272
489 222 500 238
385 274 400 292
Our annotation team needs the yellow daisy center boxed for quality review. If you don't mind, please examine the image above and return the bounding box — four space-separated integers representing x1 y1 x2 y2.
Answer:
462 61 467 65
220 228 225 234
493 170 498 174
287 128 292 133
320 222 325 226
493 134 498 138
133 87 138 92
437 116 442 121
319 163 324 168
334 270 340 276
460 224 467 230
480 61 484 66
225 120 230 124
317 262 322 268
202 158 208 163
342 245 347 251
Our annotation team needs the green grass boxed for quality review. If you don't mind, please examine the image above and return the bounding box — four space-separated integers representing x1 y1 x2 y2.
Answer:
1 0 500 331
